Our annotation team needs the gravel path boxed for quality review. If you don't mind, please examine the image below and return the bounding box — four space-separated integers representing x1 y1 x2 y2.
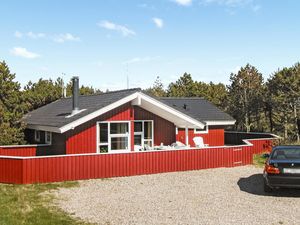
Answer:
52 166 300 225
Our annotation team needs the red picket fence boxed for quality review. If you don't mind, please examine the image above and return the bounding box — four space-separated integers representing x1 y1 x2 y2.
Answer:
0 136 276 184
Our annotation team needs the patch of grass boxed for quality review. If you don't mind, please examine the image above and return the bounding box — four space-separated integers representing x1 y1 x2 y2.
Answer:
0 181 91 225
253 153 267 168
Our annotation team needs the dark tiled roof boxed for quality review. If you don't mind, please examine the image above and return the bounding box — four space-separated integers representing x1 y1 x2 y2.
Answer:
159 97 235 122
24 88 140 128
24 89 235 129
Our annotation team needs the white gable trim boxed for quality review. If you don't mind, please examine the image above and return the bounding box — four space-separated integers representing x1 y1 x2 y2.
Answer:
59 93 139 133
205 120 236 126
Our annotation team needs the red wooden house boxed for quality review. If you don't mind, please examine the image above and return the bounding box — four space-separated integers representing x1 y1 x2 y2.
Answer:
0 77 278 184
23 77 236 156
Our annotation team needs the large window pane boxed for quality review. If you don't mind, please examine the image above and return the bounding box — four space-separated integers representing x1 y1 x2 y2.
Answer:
134 122 143 132
100 123 108 143
110 123 128 134
111 137 128 150
144 121 152 139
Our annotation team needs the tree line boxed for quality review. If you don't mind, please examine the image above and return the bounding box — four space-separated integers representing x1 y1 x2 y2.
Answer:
146 63 300 142
1 60 300 145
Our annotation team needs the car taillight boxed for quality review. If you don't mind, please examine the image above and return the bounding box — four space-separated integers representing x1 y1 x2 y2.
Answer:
265 164 280 174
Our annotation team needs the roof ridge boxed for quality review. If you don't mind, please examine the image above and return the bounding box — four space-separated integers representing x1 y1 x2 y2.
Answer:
60 88 141 99
81 88 141 97
160 97 205 100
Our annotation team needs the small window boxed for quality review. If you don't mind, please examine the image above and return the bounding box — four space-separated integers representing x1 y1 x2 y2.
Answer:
45 131 52 144
194 126 208 134
34 130 40 142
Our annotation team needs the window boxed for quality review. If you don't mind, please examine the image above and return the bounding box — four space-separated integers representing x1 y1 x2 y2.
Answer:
34 130 41 142
194 126 208 134
98 122 130 153
45 131 52 144
134 120 154 150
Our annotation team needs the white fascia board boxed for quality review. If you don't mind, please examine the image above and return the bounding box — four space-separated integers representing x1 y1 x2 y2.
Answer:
205 120 236 126
138 92 205 129
26 124 61 133
59 93 139 133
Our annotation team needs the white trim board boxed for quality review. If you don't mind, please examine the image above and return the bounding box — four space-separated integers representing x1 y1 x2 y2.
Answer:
205 121 236 126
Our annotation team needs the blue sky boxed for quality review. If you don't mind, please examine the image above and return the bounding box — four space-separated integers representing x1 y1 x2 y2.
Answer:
0 0 299 90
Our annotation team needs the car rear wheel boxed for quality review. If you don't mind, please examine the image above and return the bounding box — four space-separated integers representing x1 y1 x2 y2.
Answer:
264 180 273 193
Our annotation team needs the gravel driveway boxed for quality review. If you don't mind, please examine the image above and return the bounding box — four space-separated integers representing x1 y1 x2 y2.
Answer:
52 166 300 225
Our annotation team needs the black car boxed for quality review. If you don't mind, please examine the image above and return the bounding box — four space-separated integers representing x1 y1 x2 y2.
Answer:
263 145 300 192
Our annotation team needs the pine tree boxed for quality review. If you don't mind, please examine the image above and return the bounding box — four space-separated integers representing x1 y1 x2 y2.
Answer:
0 61 25 144
227 64 264 132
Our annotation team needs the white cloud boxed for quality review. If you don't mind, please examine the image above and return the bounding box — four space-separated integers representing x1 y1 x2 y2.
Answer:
98 20 136 37
14 31 23 38
201 0 261 14
123 56 160 65
27 31 46 39
152 18 164 28
14 30 80 43
10 47 40 59
53 33 80 43
202 0 254 7
173 0 192 6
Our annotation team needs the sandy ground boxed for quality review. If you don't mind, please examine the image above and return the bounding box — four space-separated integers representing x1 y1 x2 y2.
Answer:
52 166 300 225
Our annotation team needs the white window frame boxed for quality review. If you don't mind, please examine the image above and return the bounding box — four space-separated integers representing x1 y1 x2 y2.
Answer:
97 121 131 154
45 131 52 144
194 125 209 134
134 120 154 149
34 130 41 142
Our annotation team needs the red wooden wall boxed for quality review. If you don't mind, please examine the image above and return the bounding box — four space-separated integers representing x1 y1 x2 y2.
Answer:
176 127 224 147
0 137 276 184
20 146 252 184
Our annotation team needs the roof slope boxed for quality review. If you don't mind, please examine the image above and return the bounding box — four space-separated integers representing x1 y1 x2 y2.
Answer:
159 97 235 122
24 88 140 128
